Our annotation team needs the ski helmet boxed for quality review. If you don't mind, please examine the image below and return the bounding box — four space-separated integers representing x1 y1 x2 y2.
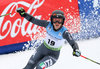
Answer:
50 10 65 25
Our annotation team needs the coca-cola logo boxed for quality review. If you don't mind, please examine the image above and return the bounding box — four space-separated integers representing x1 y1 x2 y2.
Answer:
0 0 45 40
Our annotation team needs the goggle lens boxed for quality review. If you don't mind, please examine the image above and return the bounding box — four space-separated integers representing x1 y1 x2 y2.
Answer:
53 18 63 24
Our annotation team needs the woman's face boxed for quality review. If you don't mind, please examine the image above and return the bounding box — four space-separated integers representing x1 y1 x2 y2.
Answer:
52 18 63 30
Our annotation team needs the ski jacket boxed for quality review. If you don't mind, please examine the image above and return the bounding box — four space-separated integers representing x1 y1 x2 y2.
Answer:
23 13 79 51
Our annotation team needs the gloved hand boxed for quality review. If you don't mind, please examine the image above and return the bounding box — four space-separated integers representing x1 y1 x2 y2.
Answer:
16 7 26 17
73 49 81 57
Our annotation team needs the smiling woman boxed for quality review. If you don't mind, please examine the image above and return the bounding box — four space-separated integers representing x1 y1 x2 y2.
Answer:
50 10 65 25
16 7 81 69
50 10 65 31
53 20 62 31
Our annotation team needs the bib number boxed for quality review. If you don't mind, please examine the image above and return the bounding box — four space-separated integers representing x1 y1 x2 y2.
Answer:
48 39 55 46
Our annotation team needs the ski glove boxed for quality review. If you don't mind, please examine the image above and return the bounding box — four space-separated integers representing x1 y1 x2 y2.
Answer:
73 49 81 57
16 7 26 17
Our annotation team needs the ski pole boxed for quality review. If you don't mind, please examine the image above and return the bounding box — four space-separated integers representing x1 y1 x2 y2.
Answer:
0 13 11 17
80 55 100 65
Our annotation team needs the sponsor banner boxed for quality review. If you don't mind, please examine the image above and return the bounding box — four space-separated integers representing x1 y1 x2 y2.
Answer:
0 40 43 54
0 0 80 47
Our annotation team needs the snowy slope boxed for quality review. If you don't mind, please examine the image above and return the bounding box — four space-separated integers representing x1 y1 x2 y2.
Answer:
0 38 100 69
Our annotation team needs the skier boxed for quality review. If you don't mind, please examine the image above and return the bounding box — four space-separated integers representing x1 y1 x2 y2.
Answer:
16 7 81 69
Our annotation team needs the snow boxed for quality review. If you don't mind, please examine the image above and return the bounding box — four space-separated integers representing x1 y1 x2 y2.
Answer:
0 38 100 69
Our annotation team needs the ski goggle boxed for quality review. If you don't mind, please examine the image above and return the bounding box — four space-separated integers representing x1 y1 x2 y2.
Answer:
52 18 63 24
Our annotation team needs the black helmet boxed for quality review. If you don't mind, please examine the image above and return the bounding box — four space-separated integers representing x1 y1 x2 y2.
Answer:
50 10 65 25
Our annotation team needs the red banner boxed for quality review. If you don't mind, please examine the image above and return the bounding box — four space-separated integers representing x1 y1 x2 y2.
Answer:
0 0 80 46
